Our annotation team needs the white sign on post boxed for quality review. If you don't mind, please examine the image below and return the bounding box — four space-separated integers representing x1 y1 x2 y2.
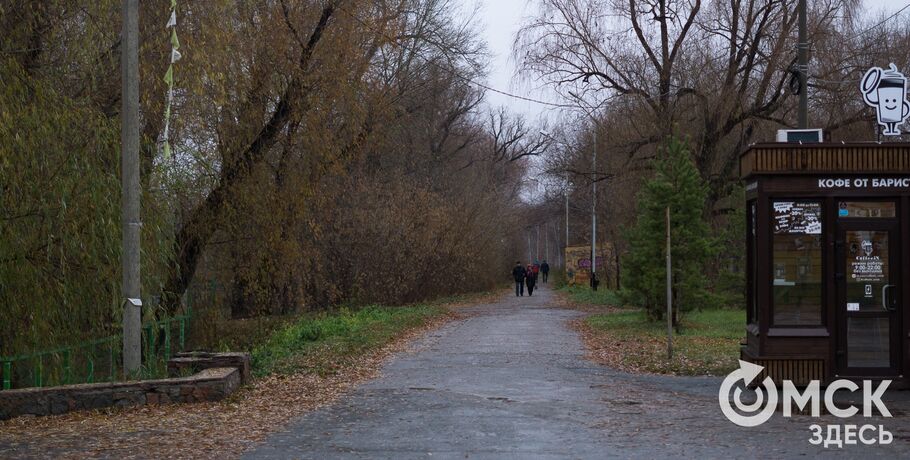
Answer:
861 63 910 136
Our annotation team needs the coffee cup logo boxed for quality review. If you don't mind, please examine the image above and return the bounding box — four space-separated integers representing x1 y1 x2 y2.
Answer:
861 63 910 136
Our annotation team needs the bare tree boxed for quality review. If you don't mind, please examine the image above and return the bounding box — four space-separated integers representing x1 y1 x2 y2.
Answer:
517 0 873 200
488 108 551 162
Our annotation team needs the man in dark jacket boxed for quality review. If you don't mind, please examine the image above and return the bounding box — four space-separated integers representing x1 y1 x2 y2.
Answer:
512 261 526 296
540 260 550 283
526 266 537 296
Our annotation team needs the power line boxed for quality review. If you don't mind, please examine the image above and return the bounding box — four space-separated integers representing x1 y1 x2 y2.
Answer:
336 6 684 112
472 80 572 108
336 5 574 108
846 2 910 41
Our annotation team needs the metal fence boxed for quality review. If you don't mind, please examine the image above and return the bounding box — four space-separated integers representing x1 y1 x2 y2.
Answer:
1 313 191 391
0 279 228 391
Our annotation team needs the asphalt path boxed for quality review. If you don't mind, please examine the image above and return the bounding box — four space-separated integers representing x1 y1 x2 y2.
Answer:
246 285 910 459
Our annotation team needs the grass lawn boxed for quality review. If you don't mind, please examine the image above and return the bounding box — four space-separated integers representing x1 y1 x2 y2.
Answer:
581 308 745 376
251 304 448 378
561 285 623 307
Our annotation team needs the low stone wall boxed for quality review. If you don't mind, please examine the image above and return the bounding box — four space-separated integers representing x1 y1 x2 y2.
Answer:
0 367 240 420
168 351 251 383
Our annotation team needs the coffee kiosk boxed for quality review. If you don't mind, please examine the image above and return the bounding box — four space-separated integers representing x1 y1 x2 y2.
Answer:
741 143 910 387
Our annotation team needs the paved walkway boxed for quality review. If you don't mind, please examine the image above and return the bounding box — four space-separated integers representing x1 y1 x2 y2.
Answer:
246 286 910 459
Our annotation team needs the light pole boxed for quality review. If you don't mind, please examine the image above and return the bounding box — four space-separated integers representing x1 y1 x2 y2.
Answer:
567 93 608 291
591 127 596 290
539 130 572 268
565 170 569 254
545 121 601 290
121 0 142 375
526 227 532 265
556 221 563 267
545 222 549 264
797 0 808 128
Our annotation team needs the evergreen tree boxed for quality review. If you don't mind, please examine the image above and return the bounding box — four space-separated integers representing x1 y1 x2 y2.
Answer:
621 136 719 324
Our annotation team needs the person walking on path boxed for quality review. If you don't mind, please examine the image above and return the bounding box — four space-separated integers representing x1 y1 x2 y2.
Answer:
540 260 550 283
526 264 537 296
512 261 526 296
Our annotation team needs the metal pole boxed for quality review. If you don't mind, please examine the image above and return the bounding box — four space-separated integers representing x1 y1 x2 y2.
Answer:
797 0 808 128
591 126 597 290
555 221 563 268
565 171 570 244
527 228 531 264
545 222 549 264
666 207 673 359
121 0 142 375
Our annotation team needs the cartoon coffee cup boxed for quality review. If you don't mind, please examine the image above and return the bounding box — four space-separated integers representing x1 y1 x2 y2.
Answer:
861 63 910 136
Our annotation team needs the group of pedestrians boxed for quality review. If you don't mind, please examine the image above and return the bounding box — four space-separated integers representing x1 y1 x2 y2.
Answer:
511 260 550 297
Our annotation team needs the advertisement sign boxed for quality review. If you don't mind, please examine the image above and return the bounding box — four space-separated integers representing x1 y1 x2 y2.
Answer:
860 63 910 136
772 201 822 235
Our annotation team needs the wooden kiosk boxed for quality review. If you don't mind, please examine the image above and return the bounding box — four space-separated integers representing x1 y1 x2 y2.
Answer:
741 143 910 386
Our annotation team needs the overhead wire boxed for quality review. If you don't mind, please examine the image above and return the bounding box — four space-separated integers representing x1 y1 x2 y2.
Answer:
806 3 910 86
334 4 603 109
843 2 910 41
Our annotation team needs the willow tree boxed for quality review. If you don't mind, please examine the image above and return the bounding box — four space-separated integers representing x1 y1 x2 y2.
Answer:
0 0 174 355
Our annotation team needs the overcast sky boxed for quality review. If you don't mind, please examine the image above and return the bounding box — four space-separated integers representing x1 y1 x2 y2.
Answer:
465 0 910 122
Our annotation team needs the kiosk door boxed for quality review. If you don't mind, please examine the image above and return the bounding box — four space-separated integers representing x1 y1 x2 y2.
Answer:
836 221 901 377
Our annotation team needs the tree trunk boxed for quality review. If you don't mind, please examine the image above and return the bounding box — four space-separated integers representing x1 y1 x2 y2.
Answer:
160 5 337 313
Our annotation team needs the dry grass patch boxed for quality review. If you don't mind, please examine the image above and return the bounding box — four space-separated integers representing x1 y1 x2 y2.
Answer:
574 308 744 376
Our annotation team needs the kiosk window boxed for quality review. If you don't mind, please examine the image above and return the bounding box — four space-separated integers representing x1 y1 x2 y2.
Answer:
838 202 895 218
747 202 758 324
771 201 822 325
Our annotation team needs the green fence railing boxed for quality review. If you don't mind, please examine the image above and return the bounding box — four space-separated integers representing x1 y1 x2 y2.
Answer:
0 313 191 391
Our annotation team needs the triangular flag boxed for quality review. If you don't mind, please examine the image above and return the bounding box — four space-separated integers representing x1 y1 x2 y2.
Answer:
170 29 180 49
163 64 173 85
166 10 176 28
171 48 182 63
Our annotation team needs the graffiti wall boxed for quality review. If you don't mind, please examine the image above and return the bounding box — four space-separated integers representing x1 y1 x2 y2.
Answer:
565 244 614 287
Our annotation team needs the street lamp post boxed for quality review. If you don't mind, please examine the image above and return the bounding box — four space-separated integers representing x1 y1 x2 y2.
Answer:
591 127 597 290
568 95 607 292
545 223 549 264
526 227 532 265
797 0 808 128
539 131 573 269
121 0 142 375
540 119 604 290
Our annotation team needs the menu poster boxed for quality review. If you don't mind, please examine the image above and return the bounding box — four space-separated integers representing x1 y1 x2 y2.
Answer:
773 202 822 234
